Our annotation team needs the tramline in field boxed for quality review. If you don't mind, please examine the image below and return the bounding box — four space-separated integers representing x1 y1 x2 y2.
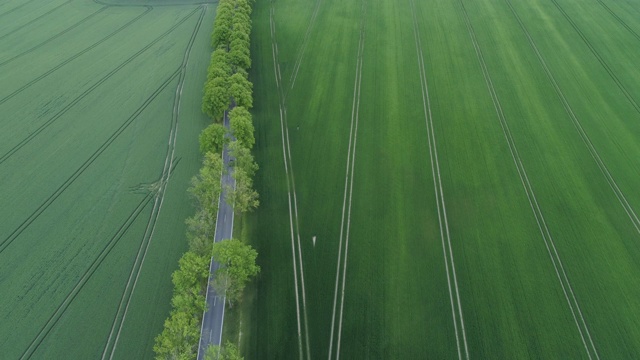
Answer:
3 0 640 358
240 0 640 358
0 0 217 358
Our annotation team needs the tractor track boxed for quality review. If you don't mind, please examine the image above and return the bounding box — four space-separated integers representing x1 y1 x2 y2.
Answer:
18 192 155 360
0 0 38 20
0 6 152 107
93 0 214 7
410 0 469 358
592 0 640 43
0 5 110 68
0 69 181 256
17 157 181 360
458 0 600 357
269 2 310 358
100 7 205 359
0 0 73 41
0 7 199 165
285 0 322 99
506 0 640 244
549 0 640 116
328 2 366 359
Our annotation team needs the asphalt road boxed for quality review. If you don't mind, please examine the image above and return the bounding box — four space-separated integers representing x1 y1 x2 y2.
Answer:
197 112 235 359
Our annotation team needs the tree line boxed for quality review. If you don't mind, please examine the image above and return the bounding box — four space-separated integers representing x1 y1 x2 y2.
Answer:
154 0 258 358
202 0 253 121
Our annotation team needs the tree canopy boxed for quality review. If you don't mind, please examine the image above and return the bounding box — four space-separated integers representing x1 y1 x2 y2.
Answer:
211 1 234 48
229 72 253 109
156 0 258 356
229 107 255 149
225 141 259 212
153 251 210 360
185 209 215 257
207 48 231 80
189 152 224 216
202 78 230 121
199 123 228 155
212 239 260 307
204 341 243 360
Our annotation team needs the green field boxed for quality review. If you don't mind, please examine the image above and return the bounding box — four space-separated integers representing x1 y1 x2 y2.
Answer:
240 0 640 358
0 0 217 358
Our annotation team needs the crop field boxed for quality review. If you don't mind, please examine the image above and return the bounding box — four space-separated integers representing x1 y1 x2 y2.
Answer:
243 0 640 358
0 0 217 358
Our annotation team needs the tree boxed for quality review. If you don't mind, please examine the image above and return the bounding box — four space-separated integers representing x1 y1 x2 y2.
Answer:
203 48 231 121
186 209 216 256
199 123 228 155
229 72 253 109
153 307 203 360
202 77 230 121
172 251 211 298
211 239 260 307
229 39 251 70
230 28 250 45
232 12 251 29
236 0 252 16
229 141 258 178
211 1 234 48
189 152 224 216
204 341 243 360
154 251 211 360
224 141 258 212
229 107 254 149
225 170 258 213
207 48 231 80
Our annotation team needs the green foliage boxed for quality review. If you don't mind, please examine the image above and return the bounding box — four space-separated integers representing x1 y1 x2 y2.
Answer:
172 252 211 296
207 48 231 80
229 141 258 177
204 341 243 360
230 28 250 45
186 217 215 257
229 37 249 50
203 49 232 121
211 20 231 49
225 141 259 212
209 0 252 52
202 76 230 121
153 251 210 360
236 0 252 16
229 107 255 149
211 1 234 48
203 0 254 119
199 123 228 155
229 72 253 108
225 170 259 213
155 0 258 357
234 67 249 79
154 310 202 360
212 239 260 307
229 39 251 70
232 13 251 30
189 152 224 216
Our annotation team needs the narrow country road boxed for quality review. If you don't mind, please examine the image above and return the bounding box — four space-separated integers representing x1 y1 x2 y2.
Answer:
197 111 235 359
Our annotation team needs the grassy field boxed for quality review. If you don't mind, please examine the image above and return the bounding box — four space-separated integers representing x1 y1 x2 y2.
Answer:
239 0 640 358
0 0 217 358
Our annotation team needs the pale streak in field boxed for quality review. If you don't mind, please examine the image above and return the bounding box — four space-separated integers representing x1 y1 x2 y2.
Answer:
484 1 604 359
458 0 599 358
271 3 309 357
506 0 640 236
409 0 469 358
288 0 323 94
328 3 365 358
